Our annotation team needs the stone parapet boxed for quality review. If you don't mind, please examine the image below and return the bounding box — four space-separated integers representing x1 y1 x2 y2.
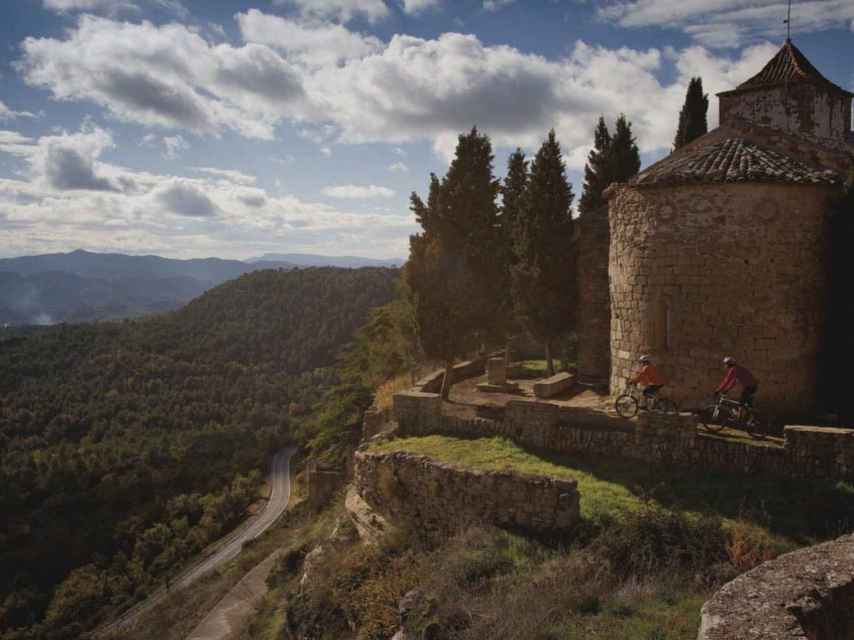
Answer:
354 449 580 536
393 392 854 480
393 391 441 427
698 533 854 640
785 425 854 478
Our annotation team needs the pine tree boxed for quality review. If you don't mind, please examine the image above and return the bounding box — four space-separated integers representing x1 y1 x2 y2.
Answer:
579 117 612 217
510 130 575 376
404 128 502 399
610 114 641 183
673 77 709 149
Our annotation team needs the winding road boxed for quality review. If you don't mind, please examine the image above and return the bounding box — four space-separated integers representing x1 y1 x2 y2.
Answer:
98 448 294 637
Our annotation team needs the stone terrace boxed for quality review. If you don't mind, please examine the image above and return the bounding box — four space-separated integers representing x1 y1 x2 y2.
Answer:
388 362 854 481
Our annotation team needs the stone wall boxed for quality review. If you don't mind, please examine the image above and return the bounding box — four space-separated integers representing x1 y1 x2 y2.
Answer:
306 461 346 511
607 182 833 414
353 449 580 537
392 391 854 480
698 533 854 640
719 83 852 144
575 205 611 381
416 356 490 393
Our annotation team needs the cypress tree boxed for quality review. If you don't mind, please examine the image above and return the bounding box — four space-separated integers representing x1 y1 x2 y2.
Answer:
610 114 641 183
404 128 501 399
510 130 575 376
502 149 528 237
499 149 529 364
673 77 709 149
579 116 612 216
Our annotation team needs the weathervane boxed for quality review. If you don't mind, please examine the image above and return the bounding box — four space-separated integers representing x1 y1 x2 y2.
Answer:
784 0 793 41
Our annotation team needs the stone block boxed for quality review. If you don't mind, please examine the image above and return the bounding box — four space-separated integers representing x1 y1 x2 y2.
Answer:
533 372 575 398
486 357 507 385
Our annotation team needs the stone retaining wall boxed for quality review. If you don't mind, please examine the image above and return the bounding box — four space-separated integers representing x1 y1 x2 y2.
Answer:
698 533 854 640
393 391 854 480
354 449 580 536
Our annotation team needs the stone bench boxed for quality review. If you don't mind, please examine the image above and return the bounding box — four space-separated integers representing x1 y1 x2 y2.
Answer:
533 372 575 399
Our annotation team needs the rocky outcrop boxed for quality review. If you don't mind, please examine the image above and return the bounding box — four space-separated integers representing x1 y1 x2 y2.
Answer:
353 449 580 538
698 533 854 639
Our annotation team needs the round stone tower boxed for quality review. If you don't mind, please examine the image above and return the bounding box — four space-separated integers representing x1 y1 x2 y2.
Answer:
605 40 853 415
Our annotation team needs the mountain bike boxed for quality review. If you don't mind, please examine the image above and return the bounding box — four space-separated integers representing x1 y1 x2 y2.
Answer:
697 391 767 439
614 382 678 418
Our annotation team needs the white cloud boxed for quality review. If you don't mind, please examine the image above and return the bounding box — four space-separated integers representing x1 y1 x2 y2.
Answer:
0 124 121 192
0 126 414 259
0 101 37 121
388 161 409 172
192 166 257 186
483 0 514 11
402 0 440 14
599 0 854 47
272 0 389 23
19 16 307 140
162 135 188 159
155 180 219 217
16 11 788 169
236 9 382 67
43 0 138 12
322 184 396 199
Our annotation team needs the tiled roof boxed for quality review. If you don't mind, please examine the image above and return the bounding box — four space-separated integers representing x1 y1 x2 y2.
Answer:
631 138 840 188
726 40 853 97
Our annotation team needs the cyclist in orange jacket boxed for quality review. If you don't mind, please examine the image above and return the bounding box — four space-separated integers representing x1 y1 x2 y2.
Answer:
629 355 665 407
716 356 759 407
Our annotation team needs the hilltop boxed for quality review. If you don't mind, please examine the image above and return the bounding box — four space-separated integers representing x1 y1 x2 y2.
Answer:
0 266 399 639
0 249 402 325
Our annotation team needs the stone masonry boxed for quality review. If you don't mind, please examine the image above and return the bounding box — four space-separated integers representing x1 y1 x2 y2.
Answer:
353 448 580 537
608 182 833 413
392 390 854 481
576 40 853 415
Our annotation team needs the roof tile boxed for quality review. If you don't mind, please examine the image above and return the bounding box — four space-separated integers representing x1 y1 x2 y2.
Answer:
631 138 840 188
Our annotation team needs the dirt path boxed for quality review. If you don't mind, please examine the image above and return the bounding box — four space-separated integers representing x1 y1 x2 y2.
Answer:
98 448 293 637
185 550 281 640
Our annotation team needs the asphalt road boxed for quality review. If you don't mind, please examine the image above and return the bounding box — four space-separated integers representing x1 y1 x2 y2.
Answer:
97 448 294 637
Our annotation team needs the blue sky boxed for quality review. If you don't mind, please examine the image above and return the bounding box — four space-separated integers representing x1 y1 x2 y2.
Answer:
0 0 852 260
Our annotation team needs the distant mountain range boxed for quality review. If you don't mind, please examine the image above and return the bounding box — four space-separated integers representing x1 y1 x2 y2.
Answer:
0 249 402 325
250 253 403 268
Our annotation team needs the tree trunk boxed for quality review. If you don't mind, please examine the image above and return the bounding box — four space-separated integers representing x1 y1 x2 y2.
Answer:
545 341 555 376
440 361 454 400
504 335 513 368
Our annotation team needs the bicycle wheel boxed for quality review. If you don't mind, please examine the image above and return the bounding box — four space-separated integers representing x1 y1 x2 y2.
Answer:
697 401 726 433
653 398 678 415
744 410 766 440
615 394 639 418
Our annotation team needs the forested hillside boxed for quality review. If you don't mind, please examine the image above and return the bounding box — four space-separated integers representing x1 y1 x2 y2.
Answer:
0 267 398 639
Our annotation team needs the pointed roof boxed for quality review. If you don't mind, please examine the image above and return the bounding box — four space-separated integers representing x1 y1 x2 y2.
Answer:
630 137 840 188
719 40 854 98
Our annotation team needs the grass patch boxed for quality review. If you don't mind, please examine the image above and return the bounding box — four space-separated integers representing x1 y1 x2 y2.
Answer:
371 435 642 521
369 435 854 545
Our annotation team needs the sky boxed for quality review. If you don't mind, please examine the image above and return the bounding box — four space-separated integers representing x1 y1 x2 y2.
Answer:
0 0 852 260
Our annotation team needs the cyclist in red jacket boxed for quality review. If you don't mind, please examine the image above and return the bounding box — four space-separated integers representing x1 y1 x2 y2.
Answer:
716 357 758 407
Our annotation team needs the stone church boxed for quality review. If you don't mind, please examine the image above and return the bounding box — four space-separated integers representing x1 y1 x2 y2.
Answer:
575 40 854 414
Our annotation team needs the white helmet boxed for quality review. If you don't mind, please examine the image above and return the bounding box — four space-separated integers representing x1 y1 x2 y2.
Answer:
639 355 651 363
723 356 736 365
